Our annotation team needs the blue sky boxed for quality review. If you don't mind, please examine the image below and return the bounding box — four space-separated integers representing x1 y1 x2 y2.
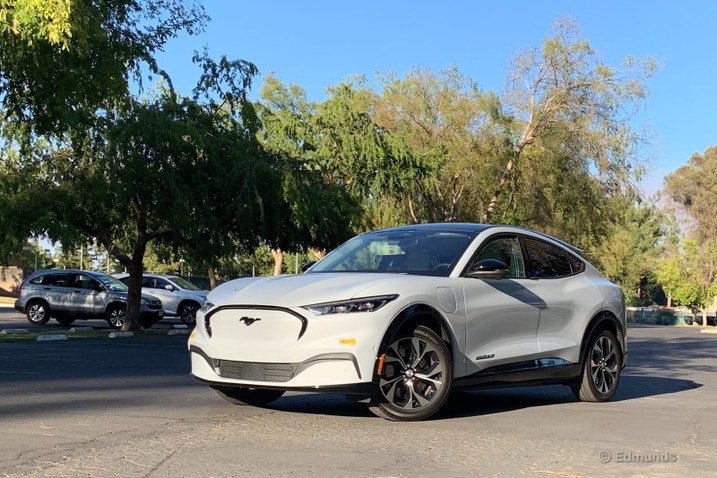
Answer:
155 1 717 196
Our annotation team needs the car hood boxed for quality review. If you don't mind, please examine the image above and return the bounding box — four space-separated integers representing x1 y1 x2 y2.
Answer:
207 273 409 308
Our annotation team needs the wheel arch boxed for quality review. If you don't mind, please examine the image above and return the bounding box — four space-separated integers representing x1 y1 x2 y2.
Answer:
178 298 201 311
25 297 51 313
579 311 626 365
374 303 456 376
104 301 127 314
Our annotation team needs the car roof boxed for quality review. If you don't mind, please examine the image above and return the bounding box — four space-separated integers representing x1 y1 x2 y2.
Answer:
30 269 107 277
365 223 584 255
368 223 494 234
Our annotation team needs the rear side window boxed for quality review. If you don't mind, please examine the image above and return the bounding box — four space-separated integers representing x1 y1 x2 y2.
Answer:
30 273 72 287
523 238 574 278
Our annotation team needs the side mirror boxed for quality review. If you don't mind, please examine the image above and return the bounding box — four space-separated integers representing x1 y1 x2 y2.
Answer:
465 258 509 280
301 260 317 273
164 284 174 291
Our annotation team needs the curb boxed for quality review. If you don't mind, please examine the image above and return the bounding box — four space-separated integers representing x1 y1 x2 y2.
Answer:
0 327 193 340
37 334 68 342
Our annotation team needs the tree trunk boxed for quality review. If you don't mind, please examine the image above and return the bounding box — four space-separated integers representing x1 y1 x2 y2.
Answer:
271 248 283 275
208 267 217 290
122 254 145 331
483 156 515 223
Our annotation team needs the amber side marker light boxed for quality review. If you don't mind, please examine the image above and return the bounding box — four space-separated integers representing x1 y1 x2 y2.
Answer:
339 338 356 345
189 331 196 340
376 353 387 375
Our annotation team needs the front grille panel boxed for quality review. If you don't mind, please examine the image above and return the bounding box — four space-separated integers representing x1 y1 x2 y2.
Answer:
217 360 296 382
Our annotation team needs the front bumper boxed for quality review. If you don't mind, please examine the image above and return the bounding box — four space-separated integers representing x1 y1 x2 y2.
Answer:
188 303 396 390
189 344 376 395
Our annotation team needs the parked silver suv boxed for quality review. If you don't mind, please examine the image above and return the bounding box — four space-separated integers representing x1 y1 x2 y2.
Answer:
115 273 207 325
14 269 164 329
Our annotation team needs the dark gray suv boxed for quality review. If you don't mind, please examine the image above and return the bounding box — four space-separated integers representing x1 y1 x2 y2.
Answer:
14 269 164 329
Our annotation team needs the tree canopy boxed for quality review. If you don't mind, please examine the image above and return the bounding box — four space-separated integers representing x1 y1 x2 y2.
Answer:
0 0 207 137
1 8 672 326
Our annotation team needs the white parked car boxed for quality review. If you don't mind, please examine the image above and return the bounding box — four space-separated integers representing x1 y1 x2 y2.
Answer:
116 273 207 325
188 223 627 421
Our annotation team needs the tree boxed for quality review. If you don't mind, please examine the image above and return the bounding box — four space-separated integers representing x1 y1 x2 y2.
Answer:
254 75 363 272
664 146 717 242
0 0 208 138
2 50 274 330
662 145 717 319
485 16 656 232
372 67 509 224
595 200 671 305
654 239 717 320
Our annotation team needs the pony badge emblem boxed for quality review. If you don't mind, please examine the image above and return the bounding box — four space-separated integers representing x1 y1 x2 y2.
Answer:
239 316 262 326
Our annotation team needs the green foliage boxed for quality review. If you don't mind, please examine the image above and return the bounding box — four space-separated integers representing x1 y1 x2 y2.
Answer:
664 146 717 241
594 200 671 304
654 239 714 312
661 146 717 311
487 17 656 233
0 0 208 137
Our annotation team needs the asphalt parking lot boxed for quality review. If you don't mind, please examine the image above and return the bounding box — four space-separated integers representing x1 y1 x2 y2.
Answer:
1 304 717 477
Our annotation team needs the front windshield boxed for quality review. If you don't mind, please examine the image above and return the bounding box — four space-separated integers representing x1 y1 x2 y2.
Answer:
168 276 202 291
309 229 476 276
95 273 129 291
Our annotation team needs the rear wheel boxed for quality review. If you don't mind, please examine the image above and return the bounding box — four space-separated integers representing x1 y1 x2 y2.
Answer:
106 305 127 329
55 317 76 326
368 325 452 421
178 301 199 325
212 386 285 407
571 329 622 402
26 301 50 325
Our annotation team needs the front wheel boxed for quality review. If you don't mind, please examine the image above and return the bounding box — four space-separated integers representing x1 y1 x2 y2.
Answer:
571 329 622 402
106 305 127 329
212 386 285 407
178 302 199 325
368 325 452 421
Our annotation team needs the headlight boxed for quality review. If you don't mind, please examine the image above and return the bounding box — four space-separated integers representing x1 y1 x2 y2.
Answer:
140 297 149 305
303 295 398 315
199 300 214 313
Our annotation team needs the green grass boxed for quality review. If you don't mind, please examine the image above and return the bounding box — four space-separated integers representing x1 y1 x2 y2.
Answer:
0 327 188 343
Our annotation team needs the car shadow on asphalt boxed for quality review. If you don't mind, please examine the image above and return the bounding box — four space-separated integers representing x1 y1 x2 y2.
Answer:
267 369 701 420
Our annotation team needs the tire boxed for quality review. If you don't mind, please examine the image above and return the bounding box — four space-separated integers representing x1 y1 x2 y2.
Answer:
106 305 127 329
212 386 285 407
368 325 452 421
178 301 199 325
55 317 76 326
571 329 622 402
26 300 51 325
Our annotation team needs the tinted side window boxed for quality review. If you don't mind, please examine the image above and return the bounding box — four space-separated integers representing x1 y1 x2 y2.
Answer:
523 238 573 278
31 273 72 287
471 236 526 278
75 273 103 291
568 255 585 274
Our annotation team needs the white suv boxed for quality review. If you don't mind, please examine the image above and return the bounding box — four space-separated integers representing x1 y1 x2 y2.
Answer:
116 273 207 325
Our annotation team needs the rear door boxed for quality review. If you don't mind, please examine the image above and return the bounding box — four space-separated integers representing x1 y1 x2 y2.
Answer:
40 272 74 313
68 273 108 317
521 237 594 362
142 276 179 315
